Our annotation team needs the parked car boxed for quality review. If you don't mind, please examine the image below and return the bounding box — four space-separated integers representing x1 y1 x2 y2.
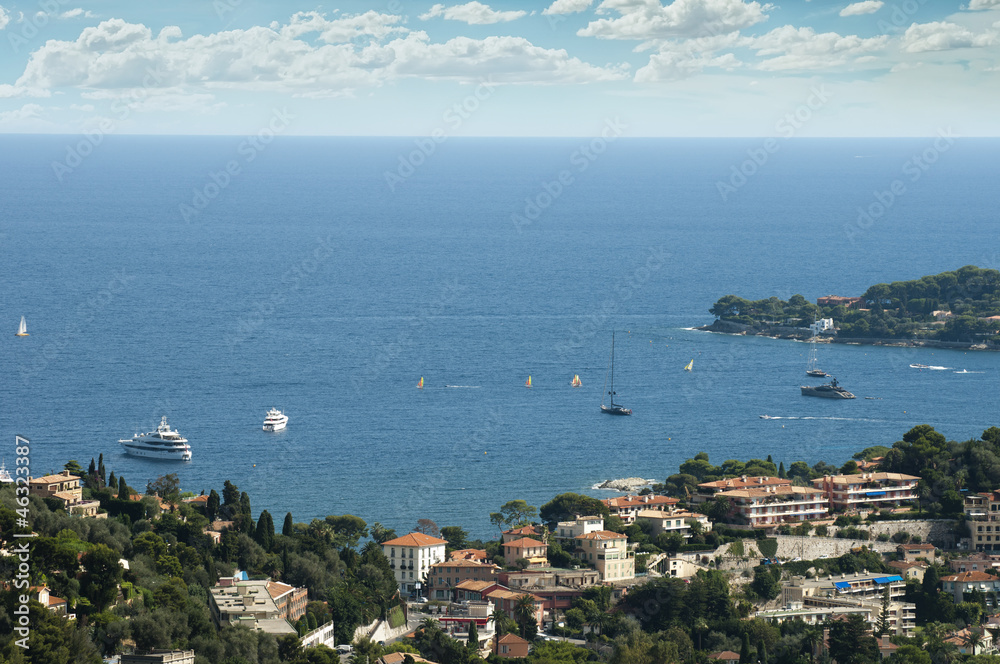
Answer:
415 596 429 604
336 645 353 655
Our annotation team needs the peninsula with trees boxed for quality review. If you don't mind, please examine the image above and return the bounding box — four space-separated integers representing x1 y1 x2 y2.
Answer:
700 265 1000 348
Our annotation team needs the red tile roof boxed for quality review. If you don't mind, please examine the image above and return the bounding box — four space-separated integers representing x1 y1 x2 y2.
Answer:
708 652 740 661
942 571 996 583
699 477 790 490
602 495 678 509
497 634 530 645
504 537 545 549
575 530 626 541
382 532 448 547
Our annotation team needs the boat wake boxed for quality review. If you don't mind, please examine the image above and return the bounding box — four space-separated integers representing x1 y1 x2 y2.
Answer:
910 364 952 370
954 370 984 374
759 416 884 422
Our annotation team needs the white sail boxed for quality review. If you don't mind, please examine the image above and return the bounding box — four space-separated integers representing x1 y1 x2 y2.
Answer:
16 316 28 336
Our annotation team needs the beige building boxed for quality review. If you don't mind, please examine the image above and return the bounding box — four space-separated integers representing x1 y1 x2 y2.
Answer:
574 530 634 581
554 516 605 545
209 580 297 636
382 532 448 595
941 571 1000 607
635 509 712 538
601 495 678 523
28 471 100 517
715 484 827 531
429 559 501 601
693 476 792 504
780 572 914 636
811 472 919 511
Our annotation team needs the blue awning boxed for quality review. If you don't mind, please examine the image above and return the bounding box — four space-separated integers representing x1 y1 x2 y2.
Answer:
866 491 887 497
835 581 851 590
874 576 903 584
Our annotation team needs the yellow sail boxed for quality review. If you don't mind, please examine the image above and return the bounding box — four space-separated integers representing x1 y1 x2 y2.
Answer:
525 375 532 388
571 374 582 387
684 359 693 371
15 316 28 337
417 377 424 389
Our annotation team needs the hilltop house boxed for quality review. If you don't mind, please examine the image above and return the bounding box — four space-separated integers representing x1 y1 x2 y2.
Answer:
28 471 101 517
574 530 634 582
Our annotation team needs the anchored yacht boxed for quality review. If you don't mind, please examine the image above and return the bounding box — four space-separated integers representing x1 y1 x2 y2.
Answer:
263 408 288 432
119 417 192 461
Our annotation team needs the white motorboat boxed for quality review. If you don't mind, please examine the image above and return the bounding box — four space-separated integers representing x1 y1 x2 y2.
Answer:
263 408 288 432
119 416 192 461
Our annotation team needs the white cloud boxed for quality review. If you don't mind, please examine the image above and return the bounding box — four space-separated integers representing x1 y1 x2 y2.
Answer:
542 0 594 15
14 16 626 95
0 5 10 30
0 83 51 97
968 0 1000 10
839 1 883 17
59 8 97 19
419 2 528 24
0 103 44 122
578 0 772 40
69 103 94 110
902 21 998 51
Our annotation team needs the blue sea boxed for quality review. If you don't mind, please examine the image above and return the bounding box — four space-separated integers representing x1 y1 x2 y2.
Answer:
1 135 998 538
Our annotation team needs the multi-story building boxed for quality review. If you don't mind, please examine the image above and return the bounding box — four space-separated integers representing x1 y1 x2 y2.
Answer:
499 568 601 615
382 532 448 595
209 580 297 636
780 573 914 636
811 473 919 511
265 580 308 622
502 525 546 544
484 588 544 627
601 495 678 523
495 634 531 658
502 538 548 568
941 571 1000 606
950 554 1000 574
554 516 605 545
964 491 1000 551
28 471 101 517
428 559 501 600
574 530 634 582
121 651 196 664
635 509 712 538
715 485 828 531
897 542 937 563
693 476 792 505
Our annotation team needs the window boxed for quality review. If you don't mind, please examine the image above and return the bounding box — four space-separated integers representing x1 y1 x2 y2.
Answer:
410 550 414 558
409 572 414 579
391 548 396 557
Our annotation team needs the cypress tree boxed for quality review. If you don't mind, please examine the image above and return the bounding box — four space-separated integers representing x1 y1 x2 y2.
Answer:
97 453 106 485
240 492 251 517
467 620 479 649
207 490 220 523
283 512 294 536
778 461 786 479
118 476 128 500
255 510 275 551
739 634 752 664
88 458 96 480
108 472 117 491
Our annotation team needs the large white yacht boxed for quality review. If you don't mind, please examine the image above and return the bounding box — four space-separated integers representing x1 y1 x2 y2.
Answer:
263 408 288 432
119 417 192 461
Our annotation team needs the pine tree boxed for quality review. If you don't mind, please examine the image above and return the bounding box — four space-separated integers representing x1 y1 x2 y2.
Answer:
283 512 294 536
875 586 891 636
778 462 786 479
118 476 128 500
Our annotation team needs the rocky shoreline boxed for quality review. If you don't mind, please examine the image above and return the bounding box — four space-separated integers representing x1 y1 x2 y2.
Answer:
593 477 656 491
697 319 995 351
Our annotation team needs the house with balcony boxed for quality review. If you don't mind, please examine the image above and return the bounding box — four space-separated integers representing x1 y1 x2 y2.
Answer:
382 532 448 595
945 628 995 656
574 530 634 582
692 476 792 505
964 491 1000 551
811 472 919 512
601 495 678 523
484 588 544 627
554 516 605 546
714 485 828 532
437 598 495 653
941 571 1000 607
499 568 601 615
779 573 914 636
635 509 712 538
28 471 101 517
428 559 501 601
503 538 548 568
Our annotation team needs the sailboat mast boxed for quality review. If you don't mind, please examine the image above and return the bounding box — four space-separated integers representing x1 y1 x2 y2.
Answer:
610 331 615 403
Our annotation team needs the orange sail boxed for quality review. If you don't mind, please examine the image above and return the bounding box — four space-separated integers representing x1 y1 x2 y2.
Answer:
571 374 582 387
525 375 532 388
417 377 424 389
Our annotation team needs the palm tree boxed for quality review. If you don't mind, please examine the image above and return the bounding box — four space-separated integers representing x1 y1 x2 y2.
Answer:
963 628 985 656
491 606 510 637
802 626 822 664
513 594 536 639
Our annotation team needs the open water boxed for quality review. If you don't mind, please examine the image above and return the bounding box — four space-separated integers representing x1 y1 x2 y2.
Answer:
1 135 998 537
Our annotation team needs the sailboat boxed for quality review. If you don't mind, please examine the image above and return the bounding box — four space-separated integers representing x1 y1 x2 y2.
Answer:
601 332 632 416
571 374 582 388
417 377 424 389
684 359 693 372
525 376 532 388
806 340 828 377
15 316 28 337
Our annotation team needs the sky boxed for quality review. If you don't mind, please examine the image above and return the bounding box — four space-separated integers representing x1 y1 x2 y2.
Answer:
0 0 998 136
